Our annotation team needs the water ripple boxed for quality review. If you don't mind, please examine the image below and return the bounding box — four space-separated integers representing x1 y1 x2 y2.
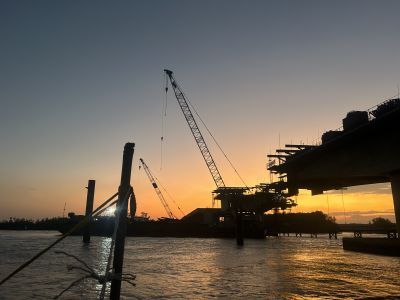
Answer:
0 231 400 299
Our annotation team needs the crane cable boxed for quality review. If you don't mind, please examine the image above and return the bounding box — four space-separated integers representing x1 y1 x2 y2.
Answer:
161 73 168 170
151 171 185 217
176 86 249 189
326 193 330 215
139 162 184 217
341 189 347 224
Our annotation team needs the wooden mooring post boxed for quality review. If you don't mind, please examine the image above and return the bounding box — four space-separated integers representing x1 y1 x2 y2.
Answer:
83 180 96 243
110 143 135 300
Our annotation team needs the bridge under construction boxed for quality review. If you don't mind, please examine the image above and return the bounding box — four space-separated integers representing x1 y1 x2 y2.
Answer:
268 97 400 235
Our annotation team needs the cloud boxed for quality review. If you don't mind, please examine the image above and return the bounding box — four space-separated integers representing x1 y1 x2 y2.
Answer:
0 184 37 193
325 183 392 195
17 186 38 192
328 209 395 223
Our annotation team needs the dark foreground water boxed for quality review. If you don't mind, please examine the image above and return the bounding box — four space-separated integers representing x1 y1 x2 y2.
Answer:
0 231 400 299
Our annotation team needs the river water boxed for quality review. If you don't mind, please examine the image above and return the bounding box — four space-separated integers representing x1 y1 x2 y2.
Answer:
0 231 399 299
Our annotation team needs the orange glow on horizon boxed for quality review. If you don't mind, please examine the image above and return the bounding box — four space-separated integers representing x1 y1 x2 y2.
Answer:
0 161 395 224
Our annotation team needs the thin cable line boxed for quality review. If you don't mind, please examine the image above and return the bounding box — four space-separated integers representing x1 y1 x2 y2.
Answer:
183 93 248 188
341 189 347 224
145 163 185 217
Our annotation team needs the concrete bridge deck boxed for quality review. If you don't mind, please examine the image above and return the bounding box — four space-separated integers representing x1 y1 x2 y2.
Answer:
268 99 400 234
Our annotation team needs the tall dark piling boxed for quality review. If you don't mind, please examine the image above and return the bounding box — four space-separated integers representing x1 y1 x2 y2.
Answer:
110 143 135 300
236 210 244 246
83 180 96 243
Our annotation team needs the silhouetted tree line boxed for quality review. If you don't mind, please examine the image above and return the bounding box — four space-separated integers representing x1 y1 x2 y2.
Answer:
369 217 394 229
263 211 338 233
0 217 67 230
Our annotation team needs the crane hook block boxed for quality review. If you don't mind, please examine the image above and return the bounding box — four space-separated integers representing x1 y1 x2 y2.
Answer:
164 69 173 76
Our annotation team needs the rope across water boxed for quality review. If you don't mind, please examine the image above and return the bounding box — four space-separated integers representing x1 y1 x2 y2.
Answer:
0 192 118 287
99 187 133 299
52 188 136 299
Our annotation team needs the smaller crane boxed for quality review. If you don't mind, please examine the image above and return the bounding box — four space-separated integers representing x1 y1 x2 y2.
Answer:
140 158 176 219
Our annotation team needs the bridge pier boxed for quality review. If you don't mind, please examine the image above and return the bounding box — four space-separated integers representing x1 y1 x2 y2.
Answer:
235 210 244 246
390 174 400 235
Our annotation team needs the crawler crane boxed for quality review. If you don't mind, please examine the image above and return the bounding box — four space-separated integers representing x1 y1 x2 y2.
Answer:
164 69 295 215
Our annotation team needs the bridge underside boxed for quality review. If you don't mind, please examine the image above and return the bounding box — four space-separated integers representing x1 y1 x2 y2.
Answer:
269 103 400 233
271 106 400 196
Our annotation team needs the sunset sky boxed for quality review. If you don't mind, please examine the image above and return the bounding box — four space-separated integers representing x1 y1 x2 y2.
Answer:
1 0 399 223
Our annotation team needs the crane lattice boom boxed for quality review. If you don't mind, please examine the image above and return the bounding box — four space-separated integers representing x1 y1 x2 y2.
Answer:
164 69 225 188
140 158 176 219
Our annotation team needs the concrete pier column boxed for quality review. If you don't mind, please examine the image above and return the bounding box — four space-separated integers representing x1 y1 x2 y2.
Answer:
235 210 243 246
83 180 95 243
390 174 400 235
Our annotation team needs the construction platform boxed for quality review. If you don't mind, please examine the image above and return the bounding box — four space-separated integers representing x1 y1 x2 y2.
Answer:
343 237 400 256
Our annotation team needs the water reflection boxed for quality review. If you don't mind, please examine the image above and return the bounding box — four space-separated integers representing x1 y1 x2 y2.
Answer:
0 232 400 299
93 237 112 296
